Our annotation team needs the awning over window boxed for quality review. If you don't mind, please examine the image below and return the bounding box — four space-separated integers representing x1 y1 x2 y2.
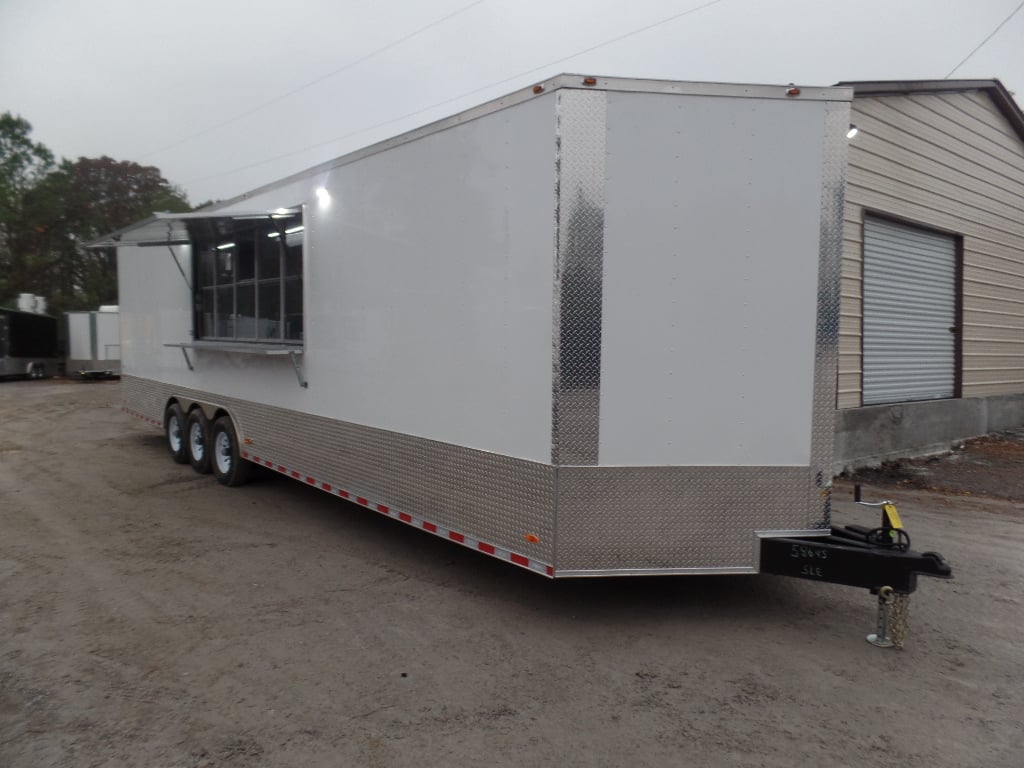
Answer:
85 208 302 249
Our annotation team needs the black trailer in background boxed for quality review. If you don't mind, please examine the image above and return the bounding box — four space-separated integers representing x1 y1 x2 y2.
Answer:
0 308 60 379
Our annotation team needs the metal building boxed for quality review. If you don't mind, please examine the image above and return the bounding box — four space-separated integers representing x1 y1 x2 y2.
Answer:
833 79 1024 468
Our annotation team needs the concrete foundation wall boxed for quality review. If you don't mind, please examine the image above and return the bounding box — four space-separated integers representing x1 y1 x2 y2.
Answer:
834 393 1024 472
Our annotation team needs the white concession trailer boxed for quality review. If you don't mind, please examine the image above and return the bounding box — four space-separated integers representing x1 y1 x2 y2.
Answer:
99 75 859 578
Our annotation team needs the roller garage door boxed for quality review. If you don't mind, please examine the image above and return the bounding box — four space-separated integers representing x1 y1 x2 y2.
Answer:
862 216 957 405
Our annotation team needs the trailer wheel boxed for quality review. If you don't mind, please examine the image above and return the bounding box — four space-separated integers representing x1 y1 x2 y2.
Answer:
210 416 252 487
164 403 188 464
186 409 212 474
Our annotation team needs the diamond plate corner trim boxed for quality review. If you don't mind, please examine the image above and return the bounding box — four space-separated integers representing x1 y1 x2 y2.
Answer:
556 465 820 572
806 99 852 530
551 89 607 467
120 376 556 562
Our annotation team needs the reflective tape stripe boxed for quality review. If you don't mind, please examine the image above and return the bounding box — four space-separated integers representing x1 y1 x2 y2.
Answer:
122 406 162 428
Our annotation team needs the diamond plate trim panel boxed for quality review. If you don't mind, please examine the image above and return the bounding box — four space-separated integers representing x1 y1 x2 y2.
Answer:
126 376 827 574
806 100 852 530
556 466 820 572
552 89 606 466
121 376 556 562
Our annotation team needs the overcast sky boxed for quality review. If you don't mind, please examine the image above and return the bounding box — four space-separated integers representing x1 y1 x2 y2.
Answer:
1 0 1021 206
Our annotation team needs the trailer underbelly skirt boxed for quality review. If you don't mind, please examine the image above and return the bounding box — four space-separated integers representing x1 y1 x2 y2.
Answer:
123 375 828 577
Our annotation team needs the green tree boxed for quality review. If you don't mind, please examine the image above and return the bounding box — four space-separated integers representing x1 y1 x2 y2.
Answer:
66 156 190 310
0 112 55 304
20 160 79 311
20 156 191 313
2 112 190 313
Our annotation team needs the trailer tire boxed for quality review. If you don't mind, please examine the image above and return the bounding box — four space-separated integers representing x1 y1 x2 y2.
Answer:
164 403 188 464
210 416 252 487
186 409 212 474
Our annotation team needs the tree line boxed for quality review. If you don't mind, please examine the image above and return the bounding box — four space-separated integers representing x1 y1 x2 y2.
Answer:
0 111 193 316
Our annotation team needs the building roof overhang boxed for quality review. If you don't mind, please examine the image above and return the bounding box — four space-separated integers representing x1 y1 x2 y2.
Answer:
836 78 1024 145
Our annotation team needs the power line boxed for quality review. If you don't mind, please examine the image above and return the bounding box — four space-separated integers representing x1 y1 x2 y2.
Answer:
183 0 725 188
137 0 486 161
945 0 1024 78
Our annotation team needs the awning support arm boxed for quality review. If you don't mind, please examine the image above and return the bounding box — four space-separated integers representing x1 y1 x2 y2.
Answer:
180 347 194 371
288 350 308 388
166 222 192 291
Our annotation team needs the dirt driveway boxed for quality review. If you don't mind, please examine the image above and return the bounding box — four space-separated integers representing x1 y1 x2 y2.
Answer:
1 380 1022 767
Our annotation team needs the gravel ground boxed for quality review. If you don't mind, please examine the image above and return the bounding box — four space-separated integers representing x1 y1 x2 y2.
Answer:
1 380 1022 767
849 431 1024 502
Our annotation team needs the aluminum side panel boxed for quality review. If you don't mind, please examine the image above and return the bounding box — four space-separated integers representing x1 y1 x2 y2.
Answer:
122 376 556 563
599 93 829 467
162 96 558 464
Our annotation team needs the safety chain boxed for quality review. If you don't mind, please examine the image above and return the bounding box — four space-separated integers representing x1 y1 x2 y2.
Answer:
890 592 910 650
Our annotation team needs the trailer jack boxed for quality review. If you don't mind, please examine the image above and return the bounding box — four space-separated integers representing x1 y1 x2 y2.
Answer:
867 586 907 648
760 496 952 649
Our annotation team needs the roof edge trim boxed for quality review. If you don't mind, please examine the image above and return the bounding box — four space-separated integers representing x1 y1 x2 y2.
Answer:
836 78 1024 145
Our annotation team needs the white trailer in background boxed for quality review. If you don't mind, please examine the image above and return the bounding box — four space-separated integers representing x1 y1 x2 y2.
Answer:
66 306 121 378
95 75 851 577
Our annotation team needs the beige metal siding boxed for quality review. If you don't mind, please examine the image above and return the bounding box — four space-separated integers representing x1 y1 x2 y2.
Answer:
838 91 1024 409
862 216 957 404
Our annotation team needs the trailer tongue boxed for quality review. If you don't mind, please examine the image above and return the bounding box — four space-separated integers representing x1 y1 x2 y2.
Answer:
761 490 953 648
